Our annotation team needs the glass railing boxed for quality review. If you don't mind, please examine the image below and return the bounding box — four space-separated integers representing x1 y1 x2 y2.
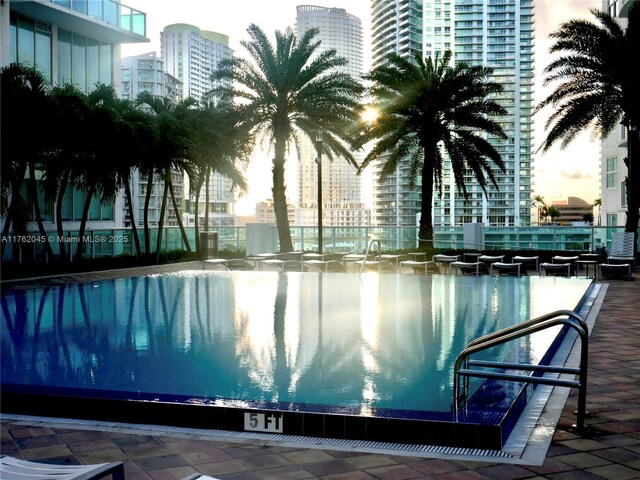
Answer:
51 0 146 36
2 225 636 263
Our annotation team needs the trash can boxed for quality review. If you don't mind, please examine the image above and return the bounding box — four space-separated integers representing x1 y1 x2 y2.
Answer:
199 231 219 259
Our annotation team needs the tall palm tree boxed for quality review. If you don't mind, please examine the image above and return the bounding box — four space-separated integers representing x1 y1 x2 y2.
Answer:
1 64 55 260
187 101 250 252
537 2 639 253
87 84 154 256
358 51 507 243
533 194 546 225
71 84 123 261
212 24 364 253
594 197 602 226
137 92 194 261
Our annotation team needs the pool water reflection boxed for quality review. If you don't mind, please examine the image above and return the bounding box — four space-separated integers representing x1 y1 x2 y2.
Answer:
1 271 592 415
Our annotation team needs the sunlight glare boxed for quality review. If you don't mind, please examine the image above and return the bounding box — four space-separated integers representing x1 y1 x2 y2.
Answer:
360 106 379 124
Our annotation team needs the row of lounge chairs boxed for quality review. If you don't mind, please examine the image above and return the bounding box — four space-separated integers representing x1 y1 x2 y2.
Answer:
201 232 636 279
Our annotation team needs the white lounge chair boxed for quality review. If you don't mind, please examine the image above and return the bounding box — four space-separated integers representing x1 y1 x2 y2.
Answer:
183 475 222 480
0 456 124 480
608 232 636 269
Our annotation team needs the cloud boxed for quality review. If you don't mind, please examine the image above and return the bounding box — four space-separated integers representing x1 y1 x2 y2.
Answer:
560 170 594 180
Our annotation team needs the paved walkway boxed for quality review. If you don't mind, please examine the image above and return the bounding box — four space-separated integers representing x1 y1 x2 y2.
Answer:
2 265 639 479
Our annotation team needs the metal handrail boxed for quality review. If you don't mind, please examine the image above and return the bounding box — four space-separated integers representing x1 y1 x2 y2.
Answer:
359 239 381 274
453 310 589 431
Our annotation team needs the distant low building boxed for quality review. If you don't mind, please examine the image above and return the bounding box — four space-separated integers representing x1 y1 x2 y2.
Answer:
255 201 296 225
552 197 594 226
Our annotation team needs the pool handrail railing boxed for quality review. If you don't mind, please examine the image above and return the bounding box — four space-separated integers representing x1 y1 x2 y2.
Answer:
359 239 382 274
453 309 589 432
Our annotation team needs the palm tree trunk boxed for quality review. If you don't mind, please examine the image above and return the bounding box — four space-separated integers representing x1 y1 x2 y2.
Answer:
123 177 141 256
154 171 170 263
204 166 210 232
27 162 55 260
143 169 154 255
625 126 639 257
55 172 70 262
168 174 191 252
1 163 28 259
418 157 435 246
74 185 96 262
193 173 203 254
272 128 293 253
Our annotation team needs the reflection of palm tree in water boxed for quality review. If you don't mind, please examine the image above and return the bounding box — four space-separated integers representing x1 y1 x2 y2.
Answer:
273 273 288 401
2 287 51 382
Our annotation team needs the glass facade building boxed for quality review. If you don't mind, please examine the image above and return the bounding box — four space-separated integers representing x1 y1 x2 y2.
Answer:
1 0 148 231
370 0 534 228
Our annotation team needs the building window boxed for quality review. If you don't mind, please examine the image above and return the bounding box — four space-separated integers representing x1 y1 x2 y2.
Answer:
9 13 52 82
606 213 618 227
606 156 617 188
58 30 112 91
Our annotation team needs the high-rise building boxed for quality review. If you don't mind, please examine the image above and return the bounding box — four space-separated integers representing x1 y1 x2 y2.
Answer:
120 52 183 228
1 0 148 232
370 0 534 229
121 52 181 103
294 5 371 227
160 23 236 227
599 0 634 229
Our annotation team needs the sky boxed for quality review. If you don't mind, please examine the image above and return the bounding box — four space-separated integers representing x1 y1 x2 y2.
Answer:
121 0 603 214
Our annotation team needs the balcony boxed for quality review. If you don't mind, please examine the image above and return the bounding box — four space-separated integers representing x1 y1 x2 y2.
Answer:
11 0 148 44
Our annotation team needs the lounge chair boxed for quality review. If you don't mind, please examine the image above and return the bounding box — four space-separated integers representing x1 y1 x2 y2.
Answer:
600 263 633 280
451 261 487 276
608 232 636 269
541 262 572 277
183 475 221 480
399 260 439 274
226 259 255 271
551 255 579 276
512 255 539 273
492 262 526 276
478 254 505 270
0 456 124 480
432 254 460 274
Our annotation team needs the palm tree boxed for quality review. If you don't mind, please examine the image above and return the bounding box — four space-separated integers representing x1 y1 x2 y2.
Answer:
594 197 602 226
137 92 194 261
43 84 93 262
537 2 639 253
87 84 154 256
1 64 55 260
212 24 364 253
358 51 507 243
71 84 123 261
533 194 547 225
187 101 250 252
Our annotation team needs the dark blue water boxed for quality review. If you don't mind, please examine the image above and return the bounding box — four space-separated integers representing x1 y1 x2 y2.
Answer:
0 271 592 414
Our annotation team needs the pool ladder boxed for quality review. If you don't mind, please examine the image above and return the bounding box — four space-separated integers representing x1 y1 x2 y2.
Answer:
452 309 589 432
359 239 381 274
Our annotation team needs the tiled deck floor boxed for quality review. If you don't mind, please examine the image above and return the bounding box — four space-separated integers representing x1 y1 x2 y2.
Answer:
2 264 640 480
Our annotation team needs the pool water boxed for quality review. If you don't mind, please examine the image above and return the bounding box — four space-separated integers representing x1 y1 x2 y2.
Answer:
1 271 592 417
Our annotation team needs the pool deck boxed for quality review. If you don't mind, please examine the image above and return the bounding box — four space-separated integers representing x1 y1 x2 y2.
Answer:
2 263 640 479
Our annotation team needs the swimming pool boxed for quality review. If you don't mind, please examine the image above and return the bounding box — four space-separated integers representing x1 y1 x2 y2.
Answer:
1 271 595 449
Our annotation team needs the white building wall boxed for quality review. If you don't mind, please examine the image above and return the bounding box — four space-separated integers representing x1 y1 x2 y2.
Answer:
294 6 370 226
160 24 236 227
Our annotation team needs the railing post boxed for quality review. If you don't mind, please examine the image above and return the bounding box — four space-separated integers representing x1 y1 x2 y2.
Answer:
576 326 589 432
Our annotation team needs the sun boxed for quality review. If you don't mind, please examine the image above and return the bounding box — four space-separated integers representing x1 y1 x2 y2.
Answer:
360 106 379 124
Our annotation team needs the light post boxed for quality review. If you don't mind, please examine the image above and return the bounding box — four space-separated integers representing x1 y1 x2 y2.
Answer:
315 131 323 254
